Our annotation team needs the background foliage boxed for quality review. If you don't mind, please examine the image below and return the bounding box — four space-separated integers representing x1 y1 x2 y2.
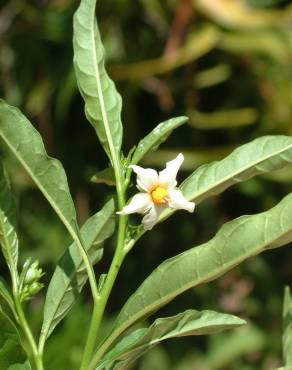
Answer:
1 0 292 369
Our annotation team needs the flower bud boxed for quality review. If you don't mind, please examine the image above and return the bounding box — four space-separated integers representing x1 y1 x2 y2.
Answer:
19 259 44 302
24 261 44 285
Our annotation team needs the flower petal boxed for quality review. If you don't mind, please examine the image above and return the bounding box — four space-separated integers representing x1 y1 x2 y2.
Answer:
168 189 195 213
117 193 152 215
158 153 184 189
130 165 159 192
142 204 165 230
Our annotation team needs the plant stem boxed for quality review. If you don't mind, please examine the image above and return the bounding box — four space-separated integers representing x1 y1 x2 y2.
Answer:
79 215 127 370
7 243 43 369
79 160 127 370
14 295 44 370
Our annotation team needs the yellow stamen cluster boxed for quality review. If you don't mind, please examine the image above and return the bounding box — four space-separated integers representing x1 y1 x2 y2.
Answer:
151 186 169 205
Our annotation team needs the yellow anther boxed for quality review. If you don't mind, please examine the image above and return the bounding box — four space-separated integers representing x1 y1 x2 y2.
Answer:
151 186 169 205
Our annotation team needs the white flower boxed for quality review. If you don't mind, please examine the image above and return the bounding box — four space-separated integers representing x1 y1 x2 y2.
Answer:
117 153 195 230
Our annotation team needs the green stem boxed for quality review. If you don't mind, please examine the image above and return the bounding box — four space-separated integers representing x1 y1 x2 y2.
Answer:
80 215 127 370
79 218 127 369
7 244 43 369
14 296 44 370
87 228 151 369
79 159 127 370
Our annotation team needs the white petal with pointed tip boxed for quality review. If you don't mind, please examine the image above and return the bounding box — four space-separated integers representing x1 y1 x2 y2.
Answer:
159 153 184 189
142 204 165 230
130 165 159 192
117 193 152 215
168 189 195 212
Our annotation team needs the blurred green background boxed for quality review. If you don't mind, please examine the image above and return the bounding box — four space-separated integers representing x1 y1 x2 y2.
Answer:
1 0 292 369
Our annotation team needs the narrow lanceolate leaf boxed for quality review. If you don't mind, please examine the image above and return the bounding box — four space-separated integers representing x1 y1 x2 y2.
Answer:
161 135 292 222
0 310 26 369
73 0 123 159
0 100 80 248
130 117 188 166
0 162 18 274
283 287 292 366
40 199 115 346
96 310 245 370
100 193 292 357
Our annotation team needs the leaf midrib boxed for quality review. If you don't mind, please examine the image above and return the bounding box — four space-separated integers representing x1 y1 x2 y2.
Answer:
89 2 119 167
161 138 292 222
0 130 80 248
186 138 292 200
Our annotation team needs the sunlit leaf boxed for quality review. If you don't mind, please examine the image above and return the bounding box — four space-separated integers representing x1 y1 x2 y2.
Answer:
40 199 115 347
131 117 188 166
283 287 292 366
96 193 292 360
0 161 18 275
73 0 123 159
0 310 26 369
0 100 81 255
96 310 245 369
161 135 292 222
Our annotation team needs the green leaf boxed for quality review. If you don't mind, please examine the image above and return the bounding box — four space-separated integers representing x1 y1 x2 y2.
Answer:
161 135 292 222
100 193 292 358
0 278 14 311
96 310 245 369
130 117 188 165
283 287 292 366
40 199 115 346
0 161 18 274
7 361 31 370
182 135 292 204
73 0 123 159
0 310 26 369
0 100 80 253
91 167 116 186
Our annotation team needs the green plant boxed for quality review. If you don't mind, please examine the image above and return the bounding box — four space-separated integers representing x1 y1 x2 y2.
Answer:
0 1 291 369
